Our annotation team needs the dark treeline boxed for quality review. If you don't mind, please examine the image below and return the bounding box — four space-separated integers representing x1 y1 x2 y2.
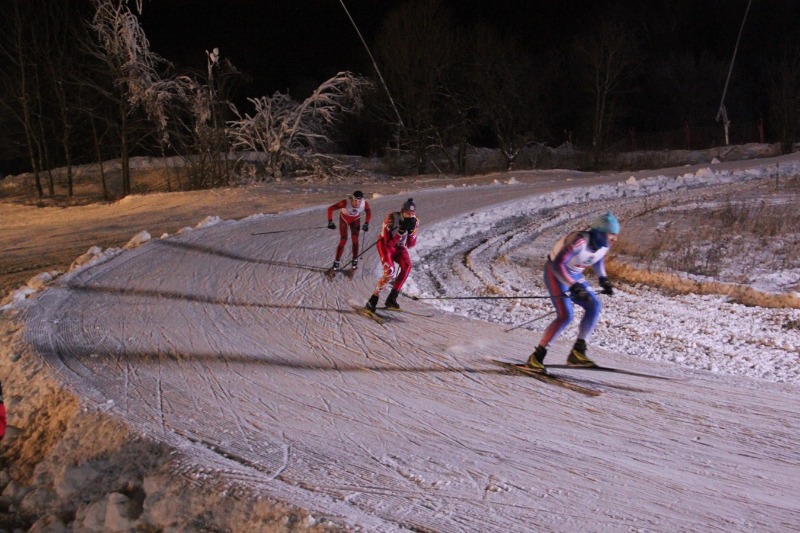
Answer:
1 0 799 197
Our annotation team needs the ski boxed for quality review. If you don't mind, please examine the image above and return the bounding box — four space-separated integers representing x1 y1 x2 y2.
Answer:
491 360 602 397
325 268 355 281
547 364 676 381
379 307 434 318
351 304 387 324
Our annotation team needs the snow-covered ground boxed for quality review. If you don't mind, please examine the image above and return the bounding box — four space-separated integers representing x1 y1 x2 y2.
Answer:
3 151 800 531
408 167 800 385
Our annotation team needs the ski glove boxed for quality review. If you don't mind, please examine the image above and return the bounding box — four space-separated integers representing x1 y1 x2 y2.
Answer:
362 222 369 232
400 216 417 233
327 221 336 230
599 276 613 296
569 283 589 303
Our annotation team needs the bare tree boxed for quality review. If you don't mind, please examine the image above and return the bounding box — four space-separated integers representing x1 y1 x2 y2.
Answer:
767 45 800 154
41 2 93 198
468 24 542 170
652 52 728 148
227 72 367 180
1 0 129 200
89 0 168 197
0 2 46 197
573 18 640 168
375 0 459 174
166 49 243 190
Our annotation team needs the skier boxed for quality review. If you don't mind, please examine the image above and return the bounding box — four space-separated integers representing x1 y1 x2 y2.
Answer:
523 211 620 373
327 190 371 271
365 198 419 312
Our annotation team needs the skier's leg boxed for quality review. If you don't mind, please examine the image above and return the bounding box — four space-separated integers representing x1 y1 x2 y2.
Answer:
372 242 396 296
567 291 600 366
538 261 573 347
349 219 361 258
384 249 410 308
335 219 348 262
391 249 412 291
367 242 393 311
575 290 601 341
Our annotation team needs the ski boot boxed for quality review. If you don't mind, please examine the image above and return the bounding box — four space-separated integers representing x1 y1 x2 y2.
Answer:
365 294 379 313
384 289 400 310
332 260 341 271
567 339 596 367
525 346 547 373
351 259 358 271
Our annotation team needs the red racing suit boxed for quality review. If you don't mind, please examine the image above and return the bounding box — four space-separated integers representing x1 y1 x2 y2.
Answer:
373 211 419 294
327 198 371 261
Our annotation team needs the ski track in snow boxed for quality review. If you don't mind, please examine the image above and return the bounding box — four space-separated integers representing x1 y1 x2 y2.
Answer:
20 153 800 532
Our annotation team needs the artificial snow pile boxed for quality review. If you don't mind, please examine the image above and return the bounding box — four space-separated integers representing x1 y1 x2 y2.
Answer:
3 151 800 532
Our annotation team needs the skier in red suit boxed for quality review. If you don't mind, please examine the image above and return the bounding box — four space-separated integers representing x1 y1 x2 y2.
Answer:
326 190 371 271
365 198 419 312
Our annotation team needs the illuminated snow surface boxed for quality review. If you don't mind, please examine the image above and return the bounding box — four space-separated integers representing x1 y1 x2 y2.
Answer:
14 153 800 531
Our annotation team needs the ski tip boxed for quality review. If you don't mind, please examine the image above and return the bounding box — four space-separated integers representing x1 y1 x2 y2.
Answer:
491 359 550 376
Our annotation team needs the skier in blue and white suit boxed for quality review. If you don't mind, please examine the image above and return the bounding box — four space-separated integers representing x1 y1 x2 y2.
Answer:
523 212 620 373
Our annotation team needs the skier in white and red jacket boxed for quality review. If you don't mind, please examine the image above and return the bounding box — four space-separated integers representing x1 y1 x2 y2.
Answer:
326 190 371 271
365 198 419 312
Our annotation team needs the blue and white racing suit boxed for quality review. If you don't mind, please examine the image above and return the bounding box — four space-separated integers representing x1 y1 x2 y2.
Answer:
539 228 610 347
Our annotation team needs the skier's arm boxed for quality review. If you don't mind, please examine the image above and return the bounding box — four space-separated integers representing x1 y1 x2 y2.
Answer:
592 256 607 279
326 200 347 222
380 213 399 245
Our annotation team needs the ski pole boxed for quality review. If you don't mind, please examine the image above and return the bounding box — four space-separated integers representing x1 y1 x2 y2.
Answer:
404 294 564 301
251 226 327 236
339 239 378 270
504 310 556 333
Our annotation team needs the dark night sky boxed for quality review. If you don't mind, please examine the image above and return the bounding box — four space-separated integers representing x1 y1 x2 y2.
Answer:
138 0 399 97
137 1 796 100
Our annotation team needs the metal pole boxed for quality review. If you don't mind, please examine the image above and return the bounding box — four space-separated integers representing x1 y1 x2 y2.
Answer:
339 238 378 270
715 0 753 145
406 294 564 301
251 226 326 236
504 311 556 333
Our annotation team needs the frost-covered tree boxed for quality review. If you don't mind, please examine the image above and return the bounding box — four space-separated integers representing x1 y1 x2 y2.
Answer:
228 72 367 180
90 0 173 196
165 49 242 189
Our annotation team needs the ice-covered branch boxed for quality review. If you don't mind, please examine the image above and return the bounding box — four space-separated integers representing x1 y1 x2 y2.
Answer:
227 72 367 179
